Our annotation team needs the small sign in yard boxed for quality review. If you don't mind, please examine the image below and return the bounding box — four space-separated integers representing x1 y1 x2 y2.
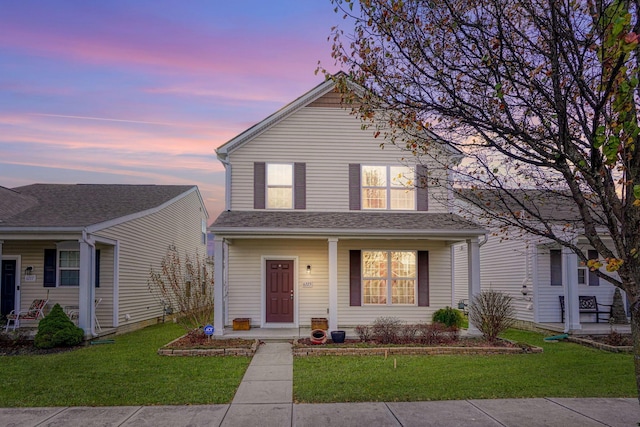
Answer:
204 324 214 336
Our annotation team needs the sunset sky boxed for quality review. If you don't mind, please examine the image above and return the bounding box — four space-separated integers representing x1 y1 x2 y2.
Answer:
0 1 342 220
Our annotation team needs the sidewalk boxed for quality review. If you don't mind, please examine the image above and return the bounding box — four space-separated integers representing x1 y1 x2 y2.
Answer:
1 341 638 426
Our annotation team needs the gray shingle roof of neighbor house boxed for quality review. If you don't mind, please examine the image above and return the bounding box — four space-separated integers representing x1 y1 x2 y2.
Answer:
210 210 486 237
454 188 584 223
0 184 198 228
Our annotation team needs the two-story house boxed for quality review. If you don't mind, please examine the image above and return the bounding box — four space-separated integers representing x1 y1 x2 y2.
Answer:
210 76 486 335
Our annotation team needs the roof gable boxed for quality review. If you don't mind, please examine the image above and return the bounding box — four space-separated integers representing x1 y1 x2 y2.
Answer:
216 74 348 159
0 184 199 229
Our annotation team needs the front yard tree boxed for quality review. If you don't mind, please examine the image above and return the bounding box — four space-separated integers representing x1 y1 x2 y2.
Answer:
326 0 640 398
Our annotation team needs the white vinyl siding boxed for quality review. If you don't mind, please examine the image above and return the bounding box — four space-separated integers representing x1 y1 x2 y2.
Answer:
224 238 452 328
228 107 450 212
97 190 208 329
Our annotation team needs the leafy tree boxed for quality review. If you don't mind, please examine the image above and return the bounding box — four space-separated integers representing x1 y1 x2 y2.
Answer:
148 248 214 331
325 0 640 397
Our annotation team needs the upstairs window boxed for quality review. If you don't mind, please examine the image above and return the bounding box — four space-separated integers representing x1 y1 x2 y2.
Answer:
361 165 415 210
267 163 293 209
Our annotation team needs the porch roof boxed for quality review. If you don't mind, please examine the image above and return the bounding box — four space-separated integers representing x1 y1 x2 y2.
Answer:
210 210 486 238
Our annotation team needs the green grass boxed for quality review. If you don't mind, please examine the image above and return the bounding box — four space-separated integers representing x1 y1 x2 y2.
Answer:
0 323 250 407
293 329 635 403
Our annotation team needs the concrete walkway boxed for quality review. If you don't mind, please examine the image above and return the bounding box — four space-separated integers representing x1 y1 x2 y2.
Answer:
1 341 639 426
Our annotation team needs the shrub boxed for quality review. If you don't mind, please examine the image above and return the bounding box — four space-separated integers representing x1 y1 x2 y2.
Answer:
354 325 372 342
148 248 214 331
398 323 419 344
34 304 84 349
416 322 459 345
432 306 465 327
469 290 515 342
371 316 403 344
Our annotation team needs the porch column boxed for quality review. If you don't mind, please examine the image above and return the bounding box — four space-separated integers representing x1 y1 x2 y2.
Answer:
562 245 581 332
467 238 481 336
213 236 225 336
78 240 95 336
328 237 338 332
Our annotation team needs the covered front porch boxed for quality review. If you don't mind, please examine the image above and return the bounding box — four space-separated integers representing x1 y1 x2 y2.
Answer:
536 322 630 336
0 233 118 338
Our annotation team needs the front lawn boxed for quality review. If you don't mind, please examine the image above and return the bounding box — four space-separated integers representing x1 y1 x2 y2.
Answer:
0 323 250 407
293 329 635 402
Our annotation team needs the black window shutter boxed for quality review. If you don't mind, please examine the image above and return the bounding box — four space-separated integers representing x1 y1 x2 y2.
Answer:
588 249 599 286
95 250 101 288
294 163 306 210
348 164 361 210
349 250 362 306
43 249 56 288
416 164 429 211
254 162 266 209
417 251 429 306
550 249 562 286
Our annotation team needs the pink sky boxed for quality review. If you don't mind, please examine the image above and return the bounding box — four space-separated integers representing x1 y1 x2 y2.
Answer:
0 1 342 220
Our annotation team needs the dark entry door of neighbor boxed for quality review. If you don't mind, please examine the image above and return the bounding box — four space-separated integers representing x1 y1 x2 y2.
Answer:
1 260 16 317
266 260 294 323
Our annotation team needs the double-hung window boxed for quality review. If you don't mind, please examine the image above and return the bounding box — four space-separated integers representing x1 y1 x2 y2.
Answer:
59 249 80 286
362 250 416 305
266 163 293 209
361 165 415 210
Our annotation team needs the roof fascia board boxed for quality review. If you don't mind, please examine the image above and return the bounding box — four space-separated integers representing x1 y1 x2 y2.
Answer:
0 232 82 240
86 186 198 233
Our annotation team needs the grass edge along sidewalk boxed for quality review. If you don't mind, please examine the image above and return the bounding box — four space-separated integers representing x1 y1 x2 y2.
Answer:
0 323 250 407
293 329 635 403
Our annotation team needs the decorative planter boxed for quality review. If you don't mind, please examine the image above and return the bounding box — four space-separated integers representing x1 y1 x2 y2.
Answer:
330 330 346 343
310 329 327 345
233 318 250 330
311 317 328 330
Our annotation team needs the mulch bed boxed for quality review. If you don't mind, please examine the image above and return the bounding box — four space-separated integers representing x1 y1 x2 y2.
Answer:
567 334 633 353
294 337 519 348
0 338 80 356
292 337 542 356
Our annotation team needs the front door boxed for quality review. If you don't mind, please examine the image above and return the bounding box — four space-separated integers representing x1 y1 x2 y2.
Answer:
266 260 294 323
1 260 16 317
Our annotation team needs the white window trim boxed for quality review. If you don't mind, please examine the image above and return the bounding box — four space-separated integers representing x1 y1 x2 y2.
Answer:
56 241 80 287
361 165 416 211
266 162 294 210
362 249 417 306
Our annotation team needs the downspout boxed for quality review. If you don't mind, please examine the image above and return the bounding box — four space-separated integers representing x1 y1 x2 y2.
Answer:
219 155 231 211
82 229 98 337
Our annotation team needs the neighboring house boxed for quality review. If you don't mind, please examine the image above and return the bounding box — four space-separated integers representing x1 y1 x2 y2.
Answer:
209 76 487 336
452 189 624 332
0 184 208 336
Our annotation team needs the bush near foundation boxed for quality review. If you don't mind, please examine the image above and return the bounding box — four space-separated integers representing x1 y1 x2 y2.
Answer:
34 304 84 349
432 306 465 328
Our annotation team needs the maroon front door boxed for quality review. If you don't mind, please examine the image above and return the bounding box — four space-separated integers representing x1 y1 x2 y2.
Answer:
266 260 294 323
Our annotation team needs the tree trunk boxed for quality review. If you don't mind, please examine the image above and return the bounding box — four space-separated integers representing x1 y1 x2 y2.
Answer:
631 301 640 405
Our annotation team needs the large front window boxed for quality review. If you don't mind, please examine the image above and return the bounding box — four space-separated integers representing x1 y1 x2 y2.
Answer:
59 250 80 286
267 163 293 209
362 250 416 305
362 165 415 210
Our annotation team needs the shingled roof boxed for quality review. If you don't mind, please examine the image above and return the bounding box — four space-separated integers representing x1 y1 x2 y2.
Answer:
210 210 485 237
0 184 197 229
